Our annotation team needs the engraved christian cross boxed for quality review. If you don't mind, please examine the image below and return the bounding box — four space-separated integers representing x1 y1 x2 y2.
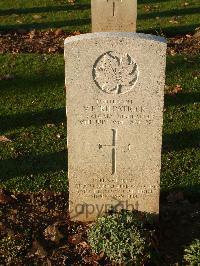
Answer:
98 129 131 175
107 0 123 17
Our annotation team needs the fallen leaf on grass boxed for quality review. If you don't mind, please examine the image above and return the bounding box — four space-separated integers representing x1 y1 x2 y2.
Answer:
68 0 76 4
47 123 55 128
181 2 189 7
32 15 42 20
0 135 12 142
0 74 15 81
169 17 179 24
167 84 183 95
169 49 177 56
16 20 23 24
56 133 64 139
144 5 151 12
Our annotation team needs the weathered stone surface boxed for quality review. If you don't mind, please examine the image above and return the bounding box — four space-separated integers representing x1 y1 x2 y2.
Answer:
91 0 137 32
65 33 167 222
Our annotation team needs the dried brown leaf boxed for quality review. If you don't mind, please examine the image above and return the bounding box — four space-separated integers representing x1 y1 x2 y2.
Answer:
181 2 189 7
144 5 151 12
54 28 64 36
32 15 42 19
169 17 179 24
44 223 64 243
0 135 12 142
68 233 82 245
168 84 183 95
0 189 16 204
68 0 76 5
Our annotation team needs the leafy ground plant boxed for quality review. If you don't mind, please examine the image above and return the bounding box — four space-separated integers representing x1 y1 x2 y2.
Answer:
88 210 155 265
184 239 200 265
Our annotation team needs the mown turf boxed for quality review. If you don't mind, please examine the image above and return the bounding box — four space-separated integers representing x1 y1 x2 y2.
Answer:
162 55 200 197
0 54 67 191
0 0 199 36
0 54 199 195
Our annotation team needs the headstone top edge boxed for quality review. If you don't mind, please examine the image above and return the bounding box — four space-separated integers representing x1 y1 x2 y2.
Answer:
64 32 166 46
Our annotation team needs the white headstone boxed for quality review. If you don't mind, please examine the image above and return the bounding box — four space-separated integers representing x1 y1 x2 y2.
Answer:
91 0 137 32
65 32 167 222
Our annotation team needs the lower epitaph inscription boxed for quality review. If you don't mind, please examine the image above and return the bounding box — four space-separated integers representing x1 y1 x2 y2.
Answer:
65 33 167 221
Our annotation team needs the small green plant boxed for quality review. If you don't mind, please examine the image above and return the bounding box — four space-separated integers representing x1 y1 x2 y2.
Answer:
88 210 154 264
184 239 200 265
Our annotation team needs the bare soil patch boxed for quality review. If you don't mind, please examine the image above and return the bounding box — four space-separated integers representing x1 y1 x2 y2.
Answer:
0 189 199 265
0 29 199 55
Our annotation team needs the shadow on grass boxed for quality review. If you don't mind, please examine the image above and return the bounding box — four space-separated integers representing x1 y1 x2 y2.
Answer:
138 7 200 20
0 127 199 180
140 23 200 36
139 0 169 3
0 18 90 31
166 55 199 72
165 92 200 107
160 196 200 264
0 108 66 132
163 128 200 153
2 92 198 133
0 21 198 37
0 3 90 16
0 150 67 181
1 69 64 93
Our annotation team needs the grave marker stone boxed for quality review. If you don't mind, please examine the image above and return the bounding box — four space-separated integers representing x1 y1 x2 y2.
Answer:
91 0 137 32
65 32 167 222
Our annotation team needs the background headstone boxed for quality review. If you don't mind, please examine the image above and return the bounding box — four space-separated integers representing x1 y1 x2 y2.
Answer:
91 0 137 32
65 32 167 222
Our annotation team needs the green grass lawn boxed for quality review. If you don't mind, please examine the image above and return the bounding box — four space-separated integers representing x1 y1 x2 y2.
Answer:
162 55 200 197
0 0 200 36
0 54 199 195
0 54 67 192
0 0 199 196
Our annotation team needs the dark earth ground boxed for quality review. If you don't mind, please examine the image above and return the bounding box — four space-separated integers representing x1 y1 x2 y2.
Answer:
0 29 200 55
0 189 200 265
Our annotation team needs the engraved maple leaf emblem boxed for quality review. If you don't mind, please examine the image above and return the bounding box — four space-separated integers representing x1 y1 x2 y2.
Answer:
93 51 138 94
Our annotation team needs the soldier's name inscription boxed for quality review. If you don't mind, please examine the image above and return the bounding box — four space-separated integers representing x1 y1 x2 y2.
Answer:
77 99 157 126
